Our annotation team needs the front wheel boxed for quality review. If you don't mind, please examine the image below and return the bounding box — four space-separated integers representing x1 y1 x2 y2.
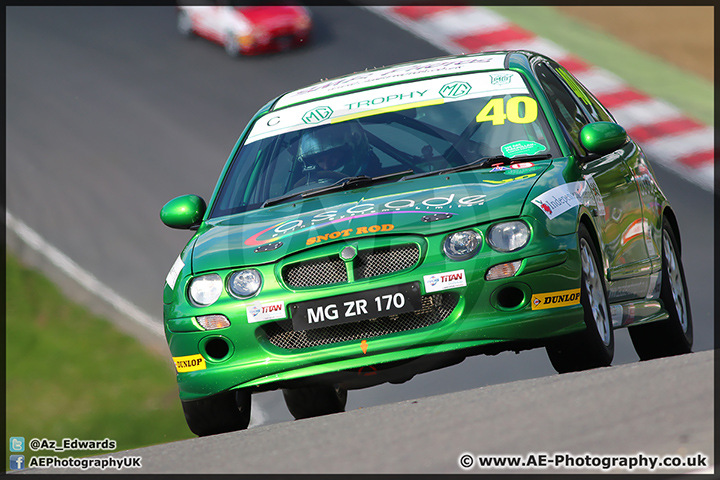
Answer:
629 218 692 359
546 223 614 373
181 389 251 437
283 384 347 420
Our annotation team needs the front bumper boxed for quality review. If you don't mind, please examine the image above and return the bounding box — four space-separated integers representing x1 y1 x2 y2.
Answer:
165 220 584 402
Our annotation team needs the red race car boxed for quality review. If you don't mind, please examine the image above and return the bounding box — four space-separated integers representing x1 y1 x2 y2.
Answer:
177 4 312 56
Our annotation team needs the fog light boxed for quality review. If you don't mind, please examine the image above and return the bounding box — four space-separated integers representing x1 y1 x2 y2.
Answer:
486 261 522 281
197 314 231 330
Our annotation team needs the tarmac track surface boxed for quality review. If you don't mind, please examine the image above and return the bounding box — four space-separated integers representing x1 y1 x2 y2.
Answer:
5 6 714 474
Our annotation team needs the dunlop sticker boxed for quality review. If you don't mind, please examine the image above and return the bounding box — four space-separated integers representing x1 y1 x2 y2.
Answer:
173 354 206 373
531 288 581 310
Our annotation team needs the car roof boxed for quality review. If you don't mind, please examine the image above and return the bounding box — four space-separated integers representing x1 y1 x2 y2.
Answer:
273 51 536 110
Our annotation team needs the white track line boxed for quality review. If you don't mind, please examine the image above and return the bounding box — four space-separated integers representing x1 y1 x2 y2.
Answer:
6 210 165 338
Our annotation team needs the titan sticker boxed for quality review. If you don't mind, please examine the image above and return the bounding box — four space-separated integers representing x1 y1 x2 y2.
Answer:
531 288 581 310
173 354 206 373
424 270 466 293
247 301 287 323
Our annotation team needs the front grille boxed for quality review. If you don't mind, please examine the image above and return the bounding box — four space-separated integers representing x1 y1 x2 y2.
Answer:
282 244 420 288
355 245 419 279
262 293 458 350
283 256 347 288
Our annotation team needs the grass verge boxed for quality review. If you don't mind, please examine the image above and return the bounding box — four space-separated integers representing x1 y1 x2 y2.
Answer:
5 251 193 471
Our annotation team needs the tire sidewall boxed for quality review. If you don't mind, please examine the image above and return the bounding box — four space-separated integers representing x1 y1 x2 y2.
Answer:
578 224 614 361
660 218 693 346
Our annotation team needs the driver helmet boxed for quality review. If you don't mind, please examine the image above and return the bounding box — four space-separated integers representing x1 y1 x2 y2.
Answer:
297 121 371 174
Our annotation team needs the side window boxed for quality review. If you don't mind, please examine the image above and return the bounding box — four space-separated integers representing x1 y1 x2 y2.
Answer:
534 62 589 156
552 65 615 123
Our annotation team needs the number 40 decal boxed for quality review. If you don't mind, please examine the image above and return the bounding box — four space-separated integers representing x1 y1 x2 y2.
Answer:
476 96 538 125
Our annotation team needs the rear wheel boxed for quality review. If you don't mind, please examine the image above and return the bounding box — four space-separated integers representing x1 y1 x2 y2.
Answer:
181 389 251 437
546 223 614 373
283 384 347 420
629 218 692 359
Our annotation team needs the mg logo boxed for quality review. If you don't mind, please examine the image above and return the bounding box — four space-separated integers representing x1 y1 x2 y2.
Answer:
302 106 333 124
439 81 471 98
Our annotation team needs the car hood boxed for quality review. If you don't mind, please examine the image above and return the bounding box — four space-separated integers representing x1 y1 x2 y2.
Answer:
191 166 548 273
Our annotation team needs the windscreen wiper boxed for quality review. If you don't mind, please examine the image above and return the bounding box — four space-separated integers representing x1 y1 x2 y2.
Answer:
262 169 413 208
400 154 553 181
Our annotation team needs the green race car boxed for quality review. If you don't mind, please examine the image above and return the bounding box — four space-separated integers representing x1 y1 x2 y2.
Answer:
161 50 692 436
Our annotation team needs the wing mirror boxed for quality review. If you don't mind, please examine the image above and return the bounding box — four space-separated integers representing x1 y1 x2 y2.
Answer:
579 121 629 156
160 194 206 229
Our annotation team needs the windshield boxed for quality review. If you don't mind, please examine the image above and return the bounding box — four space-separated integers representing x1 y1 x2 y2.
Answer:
210 70 561 218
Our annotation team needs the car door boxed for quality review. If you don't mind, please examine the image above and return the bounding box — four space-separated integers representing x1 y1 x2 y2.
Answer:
533 60 651 303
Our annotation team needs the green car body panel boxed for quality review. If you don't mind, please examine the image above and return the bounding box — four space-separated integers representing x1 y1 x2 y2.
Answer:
161 51 680 406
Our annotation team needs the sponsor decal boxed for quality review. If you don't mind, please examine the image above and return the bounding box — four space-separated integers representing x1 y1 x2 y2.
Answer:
583 174 606 216
482 173 537 185
489 73 513 85
165 255 185 290
531 181 586 220
247 301 286 323
500 140 547 158
248 70 529 144
531 288 581 310
173 354 206 373
306 224 394 246
276 55 505 108
504 165 544 176
302 106 333 124
490 162 542 175
439 81 471 98
344 90 427 110
424 269 466 293
245 187 487 246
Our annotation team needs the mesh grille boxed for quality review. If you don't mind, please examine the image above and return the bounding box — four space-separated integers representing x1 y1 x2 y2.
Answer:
282 244 420 288
355 245 419 279
283 256 347 288
262 293 458 350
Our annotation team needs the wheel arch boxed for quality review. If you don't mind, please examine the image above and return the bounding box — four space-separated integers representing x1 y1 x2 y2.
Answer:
661 206 682 257
577 212 606 281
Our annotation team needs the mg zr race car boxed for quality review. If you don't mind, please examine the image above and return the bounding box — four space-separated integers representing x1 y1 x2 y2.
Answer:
160 50 692 436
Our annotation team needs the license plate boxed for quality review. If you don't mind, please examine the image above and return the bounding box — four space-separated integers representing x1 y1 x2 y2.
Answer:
290 282 422 331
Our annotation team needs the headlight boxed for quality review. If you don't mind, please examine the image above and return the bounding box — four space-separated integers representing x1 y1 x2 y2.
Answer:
228 269 262 298
188 274 223 306
487 221 530 252
443 230 482 261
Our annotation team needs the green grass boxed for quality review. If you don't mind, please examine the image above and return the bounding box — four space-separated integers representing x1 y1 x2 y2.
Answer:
5 252 194 471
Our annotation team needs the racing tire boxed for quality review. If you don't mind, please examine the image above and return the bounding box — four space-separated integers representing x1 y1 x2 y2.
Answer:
181 389 251 437
282 384 347 420
177 11 194 38
546 223 614 373
628 218 693 360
